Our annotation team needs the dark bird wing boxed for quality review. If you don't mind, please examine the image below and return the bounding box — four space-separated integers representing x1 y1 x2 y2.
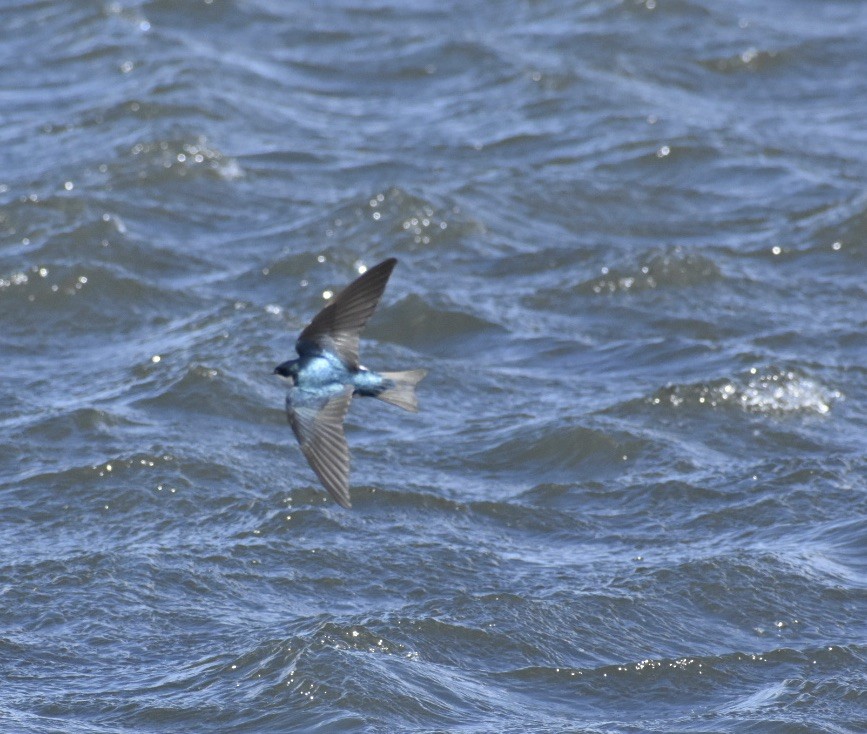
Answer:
286 385 354 508
295 258 397 369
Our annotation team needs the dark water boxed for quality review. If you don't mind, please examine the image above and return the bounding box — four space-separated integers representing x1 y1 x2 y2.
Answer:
2 1 866 731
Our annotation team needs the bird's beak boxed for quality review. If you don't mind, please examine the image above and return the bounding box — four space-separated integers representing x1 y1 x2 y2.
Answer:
274 360 296 383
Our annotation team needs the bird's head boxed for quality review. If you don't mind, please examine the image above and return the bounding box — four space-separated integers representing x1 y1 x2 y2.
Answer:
273 359 299 385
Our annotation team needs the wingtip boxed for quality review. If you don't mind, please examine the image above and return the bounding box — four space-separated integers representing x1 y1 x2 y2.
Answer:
372 256 397 274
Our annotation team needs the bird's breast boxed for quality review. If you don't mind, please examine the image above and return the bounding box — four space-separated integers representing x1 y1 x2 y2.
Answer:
295 354 350 388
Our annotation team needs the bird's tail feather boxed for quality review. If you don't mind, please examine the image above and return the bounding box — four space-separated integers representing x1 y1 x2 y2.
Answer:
376 369 427 412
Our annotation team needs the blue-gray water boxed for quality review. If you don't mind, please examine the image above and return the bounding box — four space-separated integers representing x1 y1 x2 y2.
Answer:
2 1 866 732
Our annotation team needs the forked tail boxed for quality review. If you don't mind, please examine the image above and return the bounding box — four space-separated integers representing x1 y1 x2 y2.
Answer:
376 369 428 412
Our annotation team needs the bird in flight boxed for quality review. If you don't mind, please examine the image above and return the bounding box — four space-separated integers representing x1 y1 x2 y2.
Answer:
274 258 426 508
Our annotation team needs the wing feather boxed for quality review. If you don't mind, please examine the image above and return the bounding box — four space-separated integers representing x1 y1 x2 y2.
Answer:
295 258 396 368
286 386 354 508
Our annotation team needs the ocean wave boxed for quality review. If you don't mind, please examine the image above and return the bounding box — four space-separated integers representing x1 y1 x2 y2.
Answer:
701 47 784 74
651 366 842 415
468 422 646 483
498 643 864 693
114 136 243 185
369 293 506 357
580 246 721 295
313 186 484 257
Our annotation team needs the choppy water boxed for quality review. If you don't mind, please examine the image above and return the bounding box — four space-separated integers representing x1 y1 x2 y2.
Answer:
2 1 866 732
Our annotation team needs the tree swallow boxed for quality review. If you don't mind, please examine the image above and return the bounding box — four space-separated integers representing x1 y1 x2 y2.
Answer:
274 257 426 508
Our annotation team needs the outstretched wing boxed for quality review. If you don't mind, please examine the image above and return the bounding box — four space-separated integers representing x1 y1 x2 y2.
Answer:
286 385 354 508
295 258 397 369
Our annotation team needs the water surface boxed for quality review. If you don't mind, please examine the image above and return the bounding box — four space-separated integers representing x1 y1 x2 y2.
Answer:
1 1 866 732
